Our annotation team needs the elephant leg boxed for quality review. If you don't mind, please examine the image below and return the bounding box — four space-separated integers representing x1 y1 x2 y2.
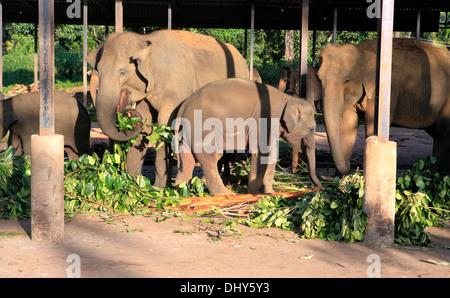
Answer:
248 152 272 194
153 104 179 188
362 95 376 138
64 147 80 160
175 151 196 186
126 100 156 177
7 131 23 155
338 106 360 175
261 162 276 194
195 152 231 195
126 129 151 176
428 122 450 175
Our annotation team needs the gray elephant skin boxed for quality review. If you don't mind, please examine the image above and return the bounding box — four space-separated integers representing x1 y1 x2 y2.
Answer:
318 38 450 175
86 30 250 188
0 91 91 159
278 66 322 112
173 78 323 195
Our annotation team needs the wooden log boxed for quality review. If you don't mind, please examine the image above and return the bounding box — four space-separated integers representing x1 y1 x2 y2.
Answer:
175 190 314 213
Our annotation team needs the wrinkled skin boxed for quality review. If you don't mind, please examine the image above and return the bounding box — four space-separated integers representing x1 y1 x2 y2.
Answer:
87 30 249 187
318 38 450 175
174 78 323 195
0 91 91 159
278 66 322 112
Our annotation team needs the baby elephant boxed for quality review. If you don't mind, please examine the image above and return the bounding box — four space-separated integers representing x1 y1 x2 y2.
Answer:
173 78 323 195
0 91 91 159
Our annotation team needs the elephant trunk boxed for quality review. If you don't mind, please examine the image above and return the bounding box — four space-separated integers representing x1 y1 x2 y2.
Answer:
322 88 350 175
96 88 143 142
304 134 323 190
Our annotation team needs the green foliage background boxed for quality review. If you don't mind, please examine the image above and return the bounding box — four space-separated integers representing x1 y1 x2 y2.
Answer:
3 16 449 91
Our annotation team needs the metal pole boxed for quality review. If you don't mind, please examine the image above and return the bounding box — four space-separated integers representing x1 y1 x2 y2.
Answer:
83 0 88 107
34 23 38 92
168 1 172 30
115 0 123 33
0 0 3 99
299 0 309 98
416 9 421 40
333 6 338 44
376 0 394 142
39 0 55 136
244 29 248 59
312 29 317 66
249 1 255 81
292 0 309 172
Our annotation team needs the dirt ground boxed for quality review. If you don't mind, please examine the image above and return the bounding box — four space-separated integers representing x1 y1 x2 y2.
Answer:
1 123 449 279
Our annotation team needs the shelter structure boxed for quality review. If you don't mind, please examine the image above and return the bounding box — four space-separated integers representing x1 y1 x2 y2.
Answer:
0 0 449 243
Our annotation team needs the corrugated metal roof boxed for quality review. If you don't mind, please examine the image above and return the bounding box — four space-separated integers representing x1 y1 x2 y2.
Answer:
2 0 449 31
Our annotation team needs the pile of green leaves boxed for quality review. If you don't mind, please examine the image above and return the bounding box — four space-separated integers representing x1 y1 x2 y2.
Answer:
0 146 31 220
395 157 450 245
64 141 206 217
241 158 449 245
241 172 366 243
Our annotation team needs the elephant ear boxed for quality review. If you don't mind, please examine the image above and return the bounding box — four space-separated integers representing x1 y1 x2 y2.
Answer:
281 101 301 133
86 45 104 69
362 51 377 100
132 41 152 90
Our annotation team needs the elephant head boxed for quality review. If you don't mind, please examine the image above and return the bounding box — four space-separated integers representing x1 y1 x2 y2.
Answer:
280 100 323 189
86 32 150 141
317 43 376 175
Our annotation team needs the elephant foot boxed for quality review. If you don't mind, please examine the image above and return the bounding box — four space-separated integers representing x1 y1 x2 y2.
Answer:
209 187 233 196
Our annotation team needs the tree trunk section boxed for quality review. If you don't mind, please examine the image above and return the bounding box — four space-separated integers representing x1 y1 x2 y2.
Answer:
284 30 295 63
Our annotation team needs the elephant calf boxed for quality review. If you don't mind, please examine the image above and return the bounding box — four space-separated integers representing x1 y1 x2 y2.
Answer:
173 78 323 195
0 91 91 159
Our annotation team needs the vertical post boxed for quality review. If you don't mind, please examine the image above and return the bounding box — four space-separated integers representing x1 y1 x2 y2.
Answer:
82 0 88 107
363 0 396 247
311 29 317 66
168 1 172 30
299 0 309 98
32 0 64 242
115 0 123 33
292 0 309 173
34 23 38 91
0 0 3 99
244 29 248 59
39 1 55 136
416 9 421 40
333 6 338 44
249 1 255 81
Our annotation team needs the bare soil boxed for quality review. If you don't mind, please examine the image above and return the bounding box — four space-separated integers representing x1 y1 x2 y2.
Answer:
1 123 449 279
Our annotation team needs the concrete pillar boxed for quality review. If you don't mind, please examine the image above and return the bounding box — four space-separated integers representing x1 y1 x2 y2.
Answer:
82 0 88 107
363 136 397 246
31 134 65 241
249 1 255 81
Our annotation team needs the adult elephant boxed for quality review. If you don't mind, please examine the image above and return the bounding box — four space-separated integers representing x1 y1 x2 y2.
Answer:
87 30 250 187
318 38 450 175
1 91 91 159
278 66 322 112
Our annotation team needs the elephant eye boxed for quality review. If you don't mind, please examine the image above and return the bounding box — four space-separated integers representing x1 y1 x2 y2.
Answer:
119 69 128 77
344 77 351 84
